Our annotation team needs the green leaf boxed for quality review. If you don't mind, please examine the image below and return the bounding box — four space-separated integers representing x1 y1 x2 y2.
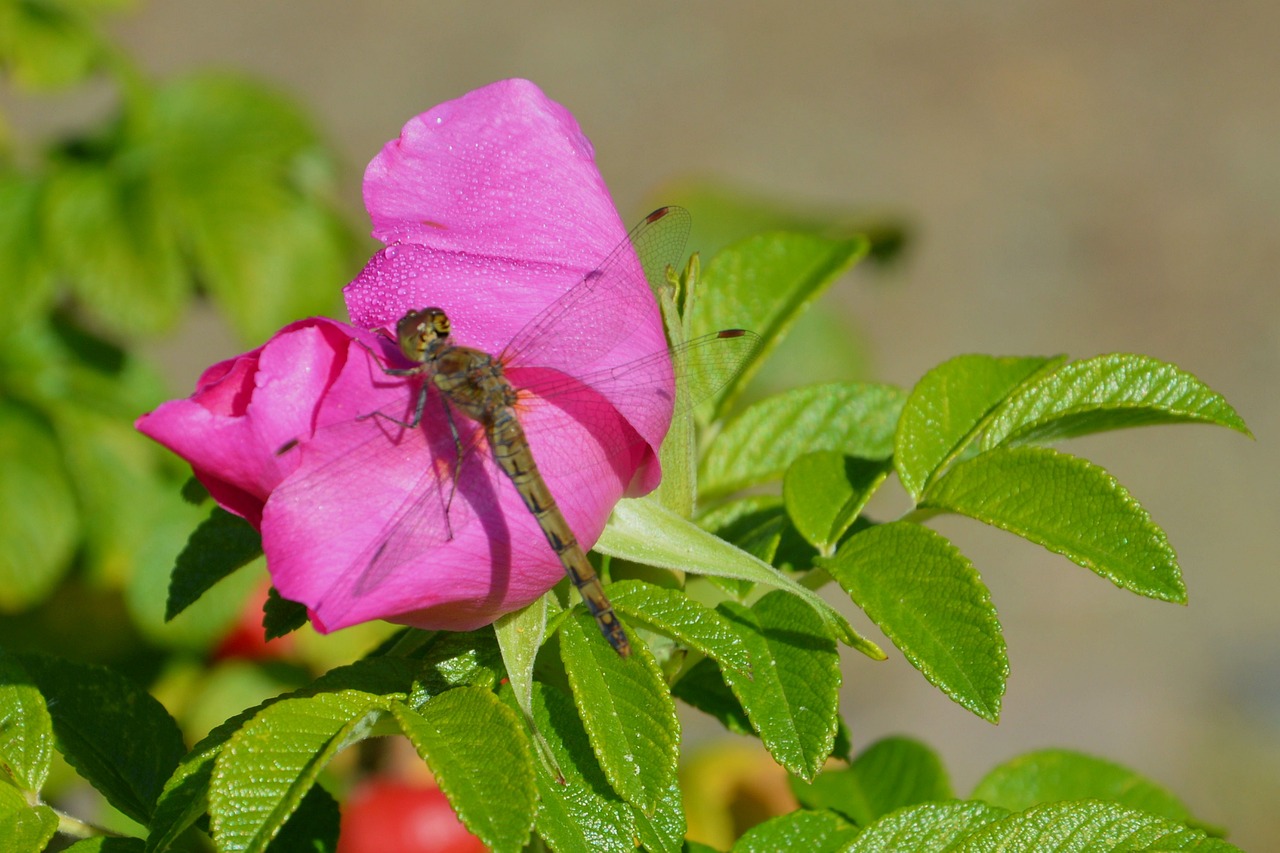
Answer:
559 613 679 814
263 587 308 641
18 653 184 825
700 383 904 499
689 231 870 416
523 683 638 853
699 495 789 569
849 737 953 818
210 690 393 852
921 446 1186 602
393 688 537 853
789 762 874 826
494 593 549 727
631 777 686 853
981 353 1252 450
670 659 753 737
41 156 189 336
711 592 841 781
0 0 107 90
147 658 422 852
413 630 504 698
820 522 1007 721
783 451 890 554
843 801 1009 852
0 781 58 852
700 497 823 584
0 652 53 794
895 355 1062 500
147 75 355 342
951 800 1243 852
0 404 77 611
791 736 952 826
267 783 340 853
64 838 148 853
0 172 57 333
607 580 752 677
730 808 859 852
971 749 1195 825
166 508 263 620
599 497 881 658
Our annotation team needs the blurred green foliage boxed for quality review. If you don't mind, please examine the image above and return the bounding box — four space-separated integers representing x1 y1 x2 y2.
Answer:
0 0 368 726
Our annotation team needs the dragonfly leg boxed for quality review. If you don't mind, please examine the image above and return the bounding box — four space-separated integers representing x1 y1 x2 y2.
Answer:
357 381 432 430
440 400 463 541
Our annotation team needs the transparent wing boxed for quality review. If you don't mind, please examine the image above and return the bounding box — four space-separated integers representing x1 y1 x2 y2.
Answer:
267 378 484 617
512 328 762 437
499 206 691 376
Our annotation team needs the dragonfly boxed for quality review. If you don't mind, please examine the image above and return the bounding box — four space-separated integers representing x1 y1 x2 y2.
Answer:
272 206 760 656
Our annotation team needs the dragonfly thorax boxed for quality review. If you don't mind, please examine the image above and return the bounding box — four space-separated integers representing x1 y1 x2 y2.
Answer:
396 307 451 365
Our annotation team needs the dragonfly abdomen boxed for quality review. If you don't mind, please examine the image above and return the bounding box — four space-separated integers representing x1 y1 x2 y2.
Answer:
487 408 631 657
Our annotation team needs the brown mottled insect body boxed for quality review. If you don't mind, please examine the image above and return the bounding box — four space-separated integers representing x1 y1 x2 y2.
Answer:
383 306 632 656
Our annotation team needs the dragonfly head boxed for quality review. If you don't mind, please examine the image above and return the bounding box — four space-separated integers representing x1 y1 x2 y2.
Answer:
395 308 450 363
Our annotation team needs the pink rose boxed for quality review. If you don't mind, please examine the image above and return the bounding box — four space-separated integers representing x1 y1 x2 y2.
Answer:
137 79 675 635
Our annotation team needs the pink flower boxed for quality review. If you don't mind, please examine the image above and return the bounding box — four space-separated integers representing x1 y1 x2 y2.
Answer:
137 79 675 634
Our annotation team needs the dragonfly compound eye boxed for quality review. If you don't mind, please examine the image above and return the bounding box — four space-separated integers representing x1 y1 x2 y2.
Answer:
430 310 451 337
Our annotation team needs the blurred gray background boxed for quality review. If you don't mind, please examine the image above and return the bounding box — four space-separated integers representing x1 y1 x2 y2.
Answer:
108 2 1278 847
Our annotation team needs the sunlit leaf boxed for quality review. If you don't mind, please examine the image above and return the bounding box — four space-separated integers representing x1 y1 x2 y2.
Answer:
0 782 58 853
783 451 889 554
147 74 357 342
701 383 904 499
950 800 1242 852
730 592 841 781
981 353 1251 449
42 157 189 336
0 651 54 794
599 497 880 658
210 690 392 852
0 172 57 333
821 522 1007 721
523 683 637 853
730 808 858 852
689 232 869 417
843 801 1008 852
895 354 1061 500
922 447 1185 602
608 580 752 677
394 688 537 853
559 613 679 814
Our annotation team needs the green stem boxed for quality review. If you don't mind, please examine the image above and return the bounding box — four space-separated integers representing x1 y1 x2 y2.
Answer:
55 807 124 840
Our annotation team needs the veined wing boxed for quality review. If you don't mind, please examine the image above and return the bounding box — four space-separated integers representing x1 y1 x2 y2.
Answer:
498 206 691 380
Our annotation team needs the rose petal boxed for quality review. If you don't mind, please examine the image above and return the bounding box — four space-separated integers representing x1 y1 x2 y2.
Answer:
359 79 623 272
135 318 358 525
